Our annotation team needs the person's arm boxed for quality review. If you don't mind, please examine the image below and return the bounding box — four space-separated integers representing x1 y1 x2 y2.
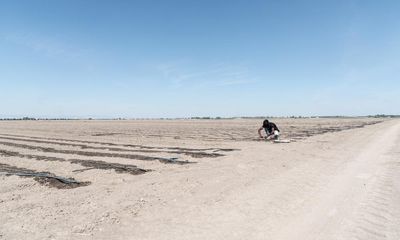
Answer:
258 127 264 139
265 127 275 139
270 127 275 134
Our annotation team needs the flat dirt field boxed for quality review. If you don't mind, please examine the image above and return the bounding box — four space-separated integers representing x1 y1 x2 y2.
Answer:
1 118 400 240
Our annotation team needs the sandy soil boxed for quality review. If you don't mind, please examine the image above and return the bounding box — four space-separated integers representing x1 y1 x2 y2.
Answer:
0 118 399 240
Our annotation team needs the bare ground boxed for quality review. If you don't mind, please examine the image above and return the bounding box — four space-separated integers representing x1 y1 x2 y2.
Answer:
0 118 399 240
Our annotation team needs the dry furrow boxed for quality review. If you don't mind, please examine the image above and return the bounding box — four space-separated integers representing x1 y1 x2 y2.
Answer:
0 135 224 158
0 141 195 165
0 149 150 175
0 133 237 152
0 162 90 189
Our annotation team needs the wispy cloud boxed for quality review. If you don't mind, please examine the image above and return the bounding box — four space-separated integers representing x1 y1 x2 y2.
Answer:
216 78 256 86
156 61 257 88
1 32 83 59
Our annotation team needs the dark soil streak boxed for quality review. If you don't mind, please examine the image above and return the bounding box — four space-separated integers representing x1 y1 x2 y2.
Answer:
0 163 90 189
0 141 195 165
92 133 122 136
0 136 224 158
70 159 150 174
0 133 237 152
0 149 150 174
259 121 382 141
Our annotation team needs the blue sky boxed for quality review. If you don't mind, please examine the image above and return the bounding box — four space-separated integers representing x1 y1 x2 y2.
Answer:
1 0 399 118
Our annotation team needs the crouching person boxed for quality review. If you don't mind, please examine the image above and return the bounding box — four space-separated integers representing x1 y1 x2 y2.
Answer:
258 119 280 140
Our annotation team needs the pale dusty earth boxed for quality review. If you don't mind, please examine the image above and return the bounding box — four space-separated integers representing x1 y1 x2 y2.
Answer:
0 118 400 240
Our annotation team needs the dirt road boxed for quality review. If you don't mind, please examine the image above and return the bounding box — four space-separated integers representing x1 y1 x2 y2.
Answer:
272 120 400 240
0 119 399 239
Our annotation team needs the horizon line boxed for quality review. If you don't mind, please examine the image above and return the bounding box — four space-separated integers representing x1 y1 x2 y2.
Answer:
0 114 398 121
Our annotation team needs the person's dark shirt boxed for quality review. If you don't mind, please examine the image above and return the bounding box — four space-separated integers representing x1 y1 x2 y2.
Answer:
263 122 279 133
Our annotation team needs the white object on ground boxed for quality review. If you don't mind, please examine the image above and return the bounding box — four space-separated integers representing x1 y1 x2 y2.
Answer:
274 139 291 143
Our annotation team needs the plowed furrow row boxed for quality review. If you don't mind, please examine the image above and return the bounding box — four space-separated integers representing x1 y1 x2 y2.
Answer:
0 149 150 175
0 133 236 152
0 136 224 158
0 162 90 189
0 141 194 164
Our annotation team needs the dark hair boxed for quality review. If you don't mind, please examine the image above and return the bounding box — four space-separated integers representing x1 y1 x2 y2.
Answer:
263 119 269 127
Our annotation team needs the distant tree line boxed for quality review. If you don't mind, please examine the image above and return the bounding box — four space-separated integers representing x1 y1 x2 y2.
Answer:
0 115 398 121
0 117 83 121
367 114 400 118
0 117 38 121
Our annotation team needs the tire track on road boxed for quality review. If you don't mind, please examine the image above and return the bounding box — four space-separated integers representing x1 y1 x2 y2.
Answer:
344 163 400 240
